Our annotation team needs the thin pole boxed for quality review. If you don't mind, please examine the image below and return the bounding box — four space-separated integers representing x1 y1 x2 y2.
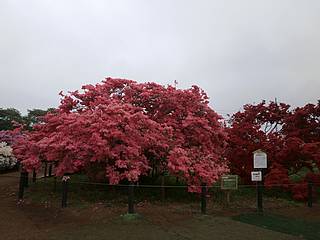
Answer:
48 164 52 177
18 171 26 200
53 176 57 192
44 162 48 178
161 175 165 202
308 180 313 208
128 183 135 214
32 169 37 183
24 172 29 188
201 183 207 214
61 176 69 208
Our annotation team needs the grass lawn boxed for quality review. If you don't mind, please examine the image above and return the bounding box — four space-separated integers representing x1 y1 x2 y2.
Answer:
233 213 320 240
24 174 201 208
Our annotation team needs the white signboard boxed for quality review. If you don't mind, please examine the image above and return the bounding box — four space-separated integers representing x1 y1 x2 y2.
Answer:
251 171 262 181
253 150 267 169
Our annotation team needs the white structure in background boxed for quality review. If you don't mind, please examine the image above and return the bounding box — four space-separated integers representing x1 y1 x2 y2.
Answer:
0 142 17 171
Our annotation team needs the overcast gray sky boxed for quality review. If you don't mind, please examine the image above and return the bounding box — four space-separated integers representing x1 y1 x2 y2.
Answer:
1 0 319 116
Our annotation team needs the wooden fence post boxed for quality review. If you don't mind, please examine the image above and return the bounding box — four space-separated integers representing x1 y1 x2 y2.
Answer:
128 183 135 214
48 164 52 177
32 169 37 183
44 162 48 178
53 176 57 192
18 171 26 200
61 176 70 208
161 175 165 202
201 183 207 214
308 180 313 208
24 172 29 188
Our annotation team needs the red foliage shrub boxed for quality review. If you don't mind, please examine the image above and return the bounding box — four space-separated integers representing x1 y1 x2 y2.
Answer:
264 162 290 189
226 100 320 201
226 101 289 183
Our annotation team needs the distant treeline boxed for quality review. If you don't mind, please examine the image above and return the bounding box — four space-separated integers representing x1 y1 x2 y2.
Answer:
0 107 55 131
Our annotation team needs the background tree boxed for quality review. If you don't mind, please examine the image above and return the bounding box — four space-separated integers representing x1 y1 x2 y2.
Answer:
23 108 55 130
226 100 320 200
281 101 320 200
225 100 290 183
0 108 23 130
0 107 55 131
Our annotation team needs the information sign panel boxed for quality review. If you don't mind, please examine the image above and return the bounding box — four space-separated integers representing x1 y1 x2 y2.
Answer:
251 171 262 181
253 150 267 169
221 175 238 190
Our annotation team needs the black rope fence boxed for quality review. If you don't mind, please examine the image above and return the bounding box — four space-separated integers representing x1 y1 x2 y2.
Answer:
1 174 319 188
1 171 319 216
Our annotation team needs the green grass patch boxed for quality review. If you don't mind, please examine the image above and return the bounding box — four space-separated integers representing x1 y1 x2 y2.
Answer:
233 213 320 240
25 174 309 210
120 213 142 221
24 175 199 208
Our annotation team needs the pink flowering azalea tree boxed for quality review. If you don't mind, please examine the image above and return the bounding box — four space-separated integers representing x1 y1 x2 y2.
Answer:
13 78 228 190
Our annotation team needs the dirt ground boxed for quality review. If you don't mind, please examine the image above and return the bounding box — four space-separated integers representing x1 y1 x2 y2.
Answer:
0 172 318 240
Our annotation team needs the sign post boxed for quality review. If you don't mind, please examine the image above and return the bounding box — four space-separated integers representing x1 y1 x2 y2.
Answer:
252 149 267 214
256 181 263 213
221 175 238 206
